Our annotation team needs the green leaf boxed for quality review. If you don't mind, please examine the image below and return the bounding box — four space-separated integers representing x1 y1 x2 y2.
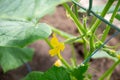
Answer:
34 0 70 19
0 47 34 72
115 13 120 21
71 64 88 80
43 66 70 80
0 0 70 21
0 19 52 47
23 66 71 80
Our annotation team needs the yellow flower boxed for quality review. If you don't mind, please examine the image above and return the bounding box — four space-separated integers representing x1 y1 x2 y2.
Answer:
49 34 65 56
54 59 62 67
117 54 120 59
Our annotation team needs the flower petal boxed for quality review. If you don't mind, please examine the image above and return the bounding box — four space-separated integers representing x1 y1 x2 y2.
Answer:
59 43 65 51
54 59 62 67
49 48 58 56
49 33 65 57
50 34 59 47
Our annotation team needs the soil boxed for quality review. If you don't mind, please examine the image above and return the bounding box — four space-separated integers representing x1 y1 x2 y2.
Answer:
0 5 120 80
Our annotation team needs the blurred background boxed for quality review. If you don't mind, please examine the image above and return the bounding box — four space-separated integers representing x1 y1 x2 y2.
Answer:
0 0 120 80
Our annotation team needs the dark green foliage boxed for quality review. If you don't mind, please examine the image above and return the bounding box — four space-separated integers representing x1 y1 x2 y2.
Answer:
115 13 120 21
71 64 88 80
23 66 71 80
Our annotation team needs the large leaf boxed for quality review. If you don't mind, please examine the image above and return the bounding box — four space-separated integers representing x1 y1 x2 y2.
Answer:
0 47 34 72
34 0 70 19
0 19 52 47
43 66 70 80
115 13 120 21
0 0 70 20
23 72 44 80
23 66 71 80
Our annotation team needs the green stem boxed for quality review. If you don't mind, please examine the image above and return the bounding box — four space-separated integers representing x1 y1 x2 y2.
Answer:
90 0 114 33
70 45 77 68
73 0 79 18
101 26 110 41
83 37 88 58
85 34 95 59
99 60 120 80
89 34 95 54
50 26 74 39
44 38 53 49
64 35 85 44
63 3 86 35
101 0 120 42
83 16 88 31
57 53 72 70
